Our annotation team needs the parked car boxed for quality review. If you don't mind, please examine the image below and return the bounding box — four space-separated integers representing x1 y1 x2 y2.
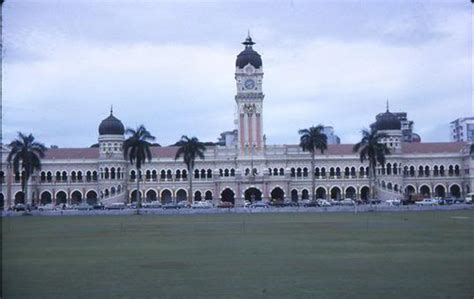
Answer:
177 201 190 208
300 199 317 207
243 200 252 208
317 199 331 207
143 201 162 208
453 198 465 204
38 203 55 211
340 198 356 206
438 198 454 205
217 201 233 208
284 200 299 207
415 198 439 206
269 200 286 207
93 203 105 210
105 202 126 210
76 203 93 211
386 199 401 206
249 201 269 208
14 203 26 211
162 202 181 209
191 201 213 209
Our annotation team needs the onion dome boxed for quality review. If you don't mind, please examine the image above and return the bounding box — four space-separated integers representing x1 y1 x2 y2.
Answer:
374 106 401 131
236 34 262 69
98 108 125 135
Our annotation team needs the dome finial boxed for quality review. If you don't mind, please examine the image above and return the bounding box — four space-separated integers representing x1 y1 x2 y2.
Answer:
242 31 255 48
386 100 389 112
110 105 113 115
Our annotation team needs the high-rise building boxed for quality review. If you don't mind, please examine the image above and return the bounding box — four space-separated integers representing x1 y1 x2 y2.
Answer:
450 117 474 143
322 126 340 144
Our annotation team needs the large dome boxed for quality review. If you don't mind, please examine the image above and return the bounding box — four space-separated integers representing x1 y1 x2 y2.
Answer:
374 109 401 131
236 35 262 69
98 110 125 135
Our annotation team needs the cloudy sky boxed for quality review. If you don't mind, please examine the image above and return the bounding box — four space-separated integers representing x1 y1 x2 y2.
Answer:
3 0 472 147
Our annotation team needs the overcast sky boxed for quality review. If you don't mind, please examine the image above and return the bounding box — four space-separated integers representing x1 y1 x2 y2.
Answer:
3 0 472 147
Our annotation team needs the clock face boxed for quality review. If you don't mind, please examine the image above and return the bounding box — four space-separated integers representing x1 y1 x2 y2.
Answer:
244 79 255 90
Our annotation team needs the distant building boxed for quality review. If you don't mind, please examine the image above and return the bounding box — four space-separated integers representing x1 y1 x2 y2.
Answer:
322 126 340 144
450 117 474 143
217 130 237 147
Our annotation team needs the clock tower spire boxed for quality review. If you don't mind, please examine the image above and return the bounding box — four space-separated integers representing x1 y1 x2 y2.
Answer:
234 34 264 155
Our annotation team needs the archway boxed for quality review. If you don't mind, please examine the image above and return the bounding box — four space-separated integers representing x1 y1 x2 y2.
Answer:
146 189 157 202
434 185 446 198
315 187 326 199
130 190 143 202
15 191 25 204
40 191 52 205
270 187 284 201
221 188 235 204
360 186 370 201
205 191 213 201
0 193 3 210
345 186 356 199
302 189 309 200
176 189 187 202
86 190 98 205
450 184 461 198
291 189 298 202
71 191 83 205
56 191 67 205
161 190 172 204
194 191 202 202
419 185 430 197
330 186 342 200
245 188 262 202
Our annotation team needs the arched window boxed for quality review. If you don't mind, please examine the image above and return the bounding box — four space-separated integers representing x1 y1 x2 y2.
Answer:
454 165 460 176
46 171 52 182
303 167 308 177
291 168 296 177
176 169 182 180
182 169 187 179
111 168 116 180
230 169 235 177
321 167 326 178
335 167 341 178
152 170 157 181
0 171 5 184
77 171 83 181
219 169 223 177
160 170 166 180
424 166 430 177
130 170 136 181
92 171 98 181
62 171 67 182
393 163 398 175
71 171 77 182
279 168 284 176
224 169 229 177
350 167 356 177
194 169 200 179
433 166 439 176
104 168 109 179
207 169 212 178
386 163 391 175
344 167 350 178
448 165 454 176
418 166 424 177
329 167 335 178
166 170 172 180
297 168 302 177
86 171 92 182
273 168 278 176
359 167 365 177
40 171 46 182
409 166 415 177
315 167 320 177
201 169 206 179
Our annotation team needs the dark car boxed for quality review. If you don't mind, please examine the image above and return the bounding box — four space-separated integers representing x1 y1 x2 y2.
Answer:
162 203 181 209
217 201 234 208
14 203 26 211
300 200 318 207
269 201 286 207
93 203 105 210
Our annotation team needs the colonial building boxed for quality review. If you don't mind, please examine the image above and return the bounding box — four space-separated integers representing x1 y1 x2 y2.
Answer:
1 36 472 208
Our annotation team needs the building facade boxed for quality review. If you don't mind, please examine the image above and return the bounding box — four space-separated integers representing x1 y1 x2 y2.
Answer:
450 117 474 143
1 36 472 209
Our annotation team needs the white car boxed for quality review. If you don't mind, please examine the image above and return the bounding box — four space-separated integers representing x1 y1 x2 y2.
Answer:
340 198 355 206
415 198 438 206
38 203 55 211
316 199 331 207
386 199 401 206
191 201 213 209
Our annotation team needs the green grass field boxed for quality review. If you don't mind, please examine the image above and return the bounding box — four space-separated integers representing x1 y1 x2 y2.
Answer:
2 210 474 298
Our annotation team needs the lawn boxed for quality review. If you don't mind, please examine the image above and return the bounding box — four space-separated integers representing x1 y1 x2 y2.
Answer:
2 210 473 298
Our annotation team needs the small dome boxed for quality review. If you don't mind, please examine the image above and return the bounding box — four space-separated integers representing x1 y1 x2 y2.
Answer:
374 109 401 131
98 110 125 135
236 35 262 69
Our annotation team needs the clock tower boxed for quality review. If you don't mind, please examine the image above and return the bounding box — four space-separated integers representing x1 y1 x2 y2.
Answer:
235 34 264 155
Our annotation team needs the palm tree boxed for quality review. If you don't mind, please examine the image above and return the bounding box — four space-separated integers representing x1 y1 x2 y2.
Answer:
352 128 390 202
298 125 328 202
122 125 155 213
7 133 47 210
174 136 206 204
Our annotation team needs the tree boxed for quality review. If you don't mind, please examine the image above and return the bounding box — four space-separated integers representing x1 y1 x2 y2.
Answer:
122 125 155 213
470 144 474 155
352 128 390 202
298 125 328 202
174 136 206 204
7 133 47 211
